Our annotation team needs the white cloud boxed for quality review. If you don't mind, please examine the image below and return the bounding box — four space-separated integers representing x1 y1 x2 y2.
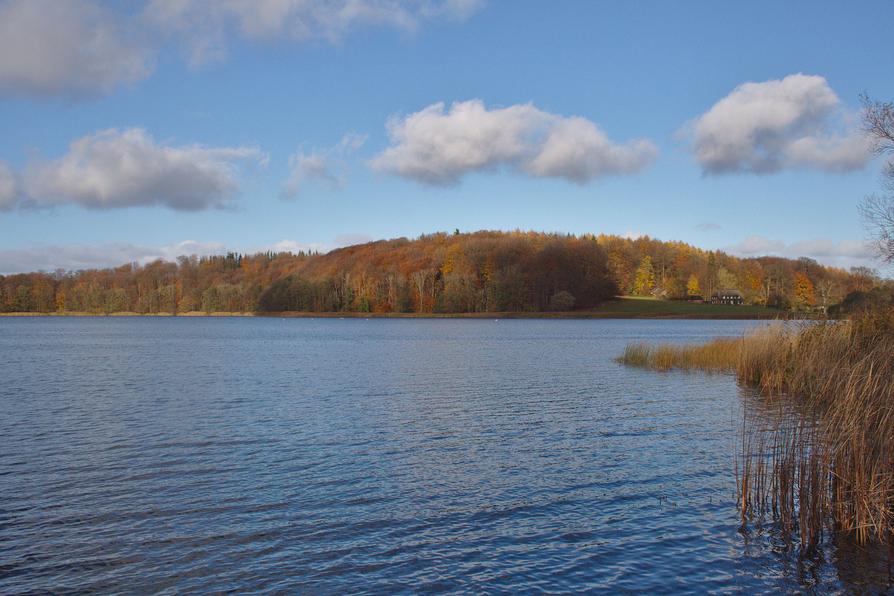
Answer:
22 128 266 211
727 235 786 255
0 234 379 273
695 222 722 232
524 116 658 182
282 133 366 198
0 0 153 99
144 0 483 66
0 161 17 211
267 233 372 254
0 240 226 274
370 99 658 185
787 239 875 260
689 73 873 174
727 234 875 268
267 239 327 254
0 0 481 97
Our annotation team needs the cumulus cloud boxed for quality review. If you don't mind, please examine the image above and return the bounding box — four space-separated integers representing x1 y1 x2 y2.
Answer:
282 133 366 198
727 234 875 268
0 0 153 99
370 99 658 185
144 0 483 66
21 128 266 211
689 74 873 174
0 0 480 97
0 240 226 274
0 161 18 211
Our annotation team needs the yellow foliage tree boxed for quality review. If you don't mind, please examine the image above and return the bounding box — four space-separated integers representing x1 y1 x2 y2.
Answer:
794 272 816 308
686 274 701 296
633 256 655 296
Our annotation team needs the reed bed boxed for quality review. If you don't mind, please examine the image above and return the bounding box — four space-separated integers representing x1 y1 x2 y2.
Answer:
618 337 743 372
620 312 894 550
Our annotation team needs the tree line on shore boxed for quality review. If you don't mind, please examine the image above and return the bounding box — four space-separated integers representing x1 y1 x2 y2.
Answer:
0 230 886 314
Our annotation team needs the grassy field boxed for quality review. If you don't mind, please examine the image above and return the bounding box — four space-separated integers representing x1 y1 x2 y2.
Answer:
587 296 785 319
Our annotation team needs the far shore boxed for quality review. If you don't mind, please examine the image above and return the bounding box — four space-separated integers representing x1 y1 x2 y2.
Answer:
0 297 815 320
0 309 805 320
0 311 253 317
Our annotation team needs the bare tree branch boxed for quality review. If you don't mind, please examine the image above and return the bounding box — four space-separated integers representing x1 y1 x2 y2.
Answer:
860 95 894 263
861 93 894 155
860 194 894 263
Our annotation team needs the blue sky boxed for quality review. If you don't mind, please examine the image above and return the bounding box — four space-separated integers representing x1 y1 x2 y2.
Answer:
0 0 892 273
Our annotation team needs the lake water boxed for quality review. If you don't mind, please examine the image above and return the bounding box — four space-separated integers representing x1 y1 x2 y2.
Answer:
1 317 892 593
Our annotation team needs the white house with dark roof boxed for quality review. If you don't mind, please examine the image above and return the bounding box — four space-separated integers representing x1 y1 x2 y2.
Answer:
711 289 744 305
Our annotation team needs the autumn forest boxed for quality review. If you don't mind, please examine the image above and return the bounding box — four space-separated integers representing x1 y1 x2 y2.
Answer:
0 231 883 315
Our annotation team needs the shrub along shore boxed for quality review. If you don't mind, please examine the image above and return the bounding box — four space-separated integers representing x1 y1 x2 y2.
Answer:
619 312 894 549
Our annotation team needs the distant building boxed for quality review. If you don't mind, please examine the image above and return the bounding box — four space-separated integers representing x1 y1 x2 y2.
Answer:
711 290 744 305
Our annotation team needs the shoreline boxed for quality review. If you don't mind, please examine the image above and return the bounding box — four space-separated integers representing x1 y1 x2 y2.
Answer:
0 310 806 320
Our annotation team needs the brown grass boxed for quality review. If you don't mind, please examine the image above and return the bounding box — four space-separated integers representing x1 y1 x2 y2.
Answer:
620 312 894 550
618 338 743 372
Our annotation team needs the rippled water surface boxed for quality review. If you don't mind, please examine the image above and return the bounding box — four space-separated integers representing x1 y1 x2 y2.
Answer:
2 317 892 593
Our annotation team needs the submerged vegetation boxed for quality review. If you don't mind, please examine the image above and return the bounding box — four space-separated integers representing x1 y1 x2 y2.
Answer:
619 313 894 549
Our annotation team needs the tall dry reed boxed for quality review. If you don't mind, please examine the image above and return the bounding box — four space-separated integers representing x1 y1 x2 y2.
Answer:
620 312 894 550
